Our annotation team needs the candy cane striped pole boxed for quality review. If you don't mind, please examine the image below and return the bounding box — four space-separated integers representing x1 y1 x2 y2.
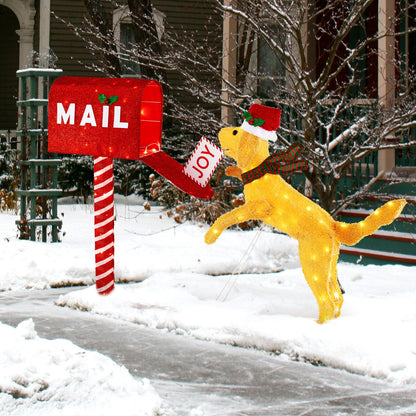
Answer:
94 156 115 295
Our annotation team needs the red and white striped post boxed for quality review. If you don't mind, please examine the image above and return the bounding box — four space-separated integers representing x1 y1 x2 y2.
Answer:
94 156 115 295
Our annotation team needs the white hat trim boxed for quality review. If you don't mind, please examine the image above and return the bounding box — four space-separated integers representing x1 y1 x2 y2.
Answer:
241 120 277 142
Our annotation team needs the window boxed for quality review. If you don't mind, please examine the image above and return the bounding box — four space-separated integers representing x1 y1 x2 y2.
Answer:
120 22 141 76
257 34 285 98
113 6 165 77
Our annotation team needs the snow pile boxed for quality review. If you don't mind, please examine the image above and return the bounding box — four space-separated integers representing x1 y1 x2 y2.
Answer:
0 318 161 416
58 265 416 385
0 198 298 291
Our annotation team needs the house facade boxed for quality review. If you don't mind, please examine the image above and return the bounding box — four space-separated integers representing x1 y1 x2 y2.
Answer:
1 0 415 176
0 0 219 134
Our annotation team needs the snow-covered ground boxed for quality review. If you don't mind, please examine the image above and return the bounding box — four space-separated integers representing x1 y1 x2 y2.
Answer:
0 196 298 291
1 196 416 414
0 319 161 416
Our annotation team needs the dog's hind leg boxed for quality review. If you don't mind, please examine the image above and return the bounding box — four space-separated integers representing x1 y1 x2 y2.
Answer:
298 237 344 323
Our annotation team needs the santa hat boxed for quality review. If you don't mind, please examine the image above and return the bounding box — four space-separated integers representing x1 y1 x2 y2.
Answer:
241 104 281 142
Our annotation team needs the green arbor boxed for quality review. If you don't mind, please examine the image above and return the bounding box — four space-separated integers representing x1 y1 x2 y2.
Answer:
16 68 62 242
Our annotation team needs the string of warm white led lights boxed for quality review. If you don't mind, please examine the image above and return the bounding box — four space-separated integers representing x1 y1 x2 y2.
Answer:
94 156 115 295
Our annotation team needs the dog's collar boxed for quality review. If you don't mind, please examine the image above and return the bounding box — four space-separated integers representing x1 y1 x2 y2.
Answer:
241 142 308 185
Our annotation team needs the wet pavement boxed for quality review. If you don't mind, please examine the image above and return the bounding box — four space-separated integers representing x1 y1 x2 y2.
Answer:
1 288 415 415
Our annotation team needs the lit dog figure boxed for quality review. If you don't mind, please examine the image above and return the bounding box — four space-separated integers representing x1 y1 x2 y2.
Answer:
205 105 406 323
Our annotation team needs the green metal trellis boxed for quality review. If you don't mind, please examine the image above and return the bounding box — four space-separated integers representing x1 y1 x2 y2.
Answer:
15 68 63 242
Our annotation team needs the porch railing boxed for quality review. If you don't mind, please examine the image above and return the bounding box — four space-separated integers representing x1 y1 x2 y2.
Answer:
279 101 415 187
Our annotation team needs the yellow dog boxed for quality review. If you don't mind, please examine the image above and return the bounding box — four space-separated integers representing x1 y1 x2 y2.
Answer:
205 109 406 323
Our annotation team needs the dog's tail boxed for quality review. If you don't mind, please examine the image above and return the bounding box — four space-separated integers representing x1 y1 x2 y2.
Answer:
335 199 407 246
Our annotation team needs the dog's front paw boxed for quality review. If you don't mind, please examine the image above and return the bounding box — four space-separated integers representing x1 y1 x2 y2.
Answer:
205 227 221 244
225 166 242 179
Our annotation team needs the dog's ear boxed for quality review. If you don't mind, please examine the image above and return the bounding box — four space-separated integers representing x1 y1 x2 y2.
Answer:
237 131 262 169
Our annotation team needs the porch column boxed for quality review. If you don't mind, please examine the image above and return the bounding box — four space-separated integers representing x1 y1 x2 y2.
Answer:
378 0 396 174
16 27 34 68
221 0 238 124
39 0 51 67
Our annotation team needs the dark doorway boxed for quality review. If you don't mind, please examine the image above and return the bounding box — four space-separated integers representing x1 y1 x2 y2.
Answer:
0 6 19 130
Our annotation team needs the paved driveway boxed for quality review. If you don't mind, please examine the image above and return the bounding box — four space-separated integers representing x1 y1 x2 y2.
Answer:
1 288 415 415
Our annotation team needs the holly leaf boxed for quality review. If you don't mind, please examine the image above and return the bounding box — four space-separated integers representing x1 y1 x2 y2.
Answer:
253 117 266 127
244 111 253 122
108 96 119 105
98 93 107 104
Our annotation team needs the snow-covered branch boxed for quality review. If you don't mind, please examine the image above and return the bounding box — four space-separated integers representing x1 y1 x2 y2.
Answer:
328 116 367 151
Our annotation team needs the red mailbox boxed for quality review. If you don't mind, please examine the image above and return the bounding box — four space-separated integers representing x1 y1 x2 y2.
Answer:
48 77 213 199
49 77 162 160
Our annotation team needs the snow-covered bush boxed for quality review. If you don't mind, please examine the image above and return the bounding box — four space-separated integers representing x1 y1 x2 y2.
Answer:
58 156 94 203
0 138 18 212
